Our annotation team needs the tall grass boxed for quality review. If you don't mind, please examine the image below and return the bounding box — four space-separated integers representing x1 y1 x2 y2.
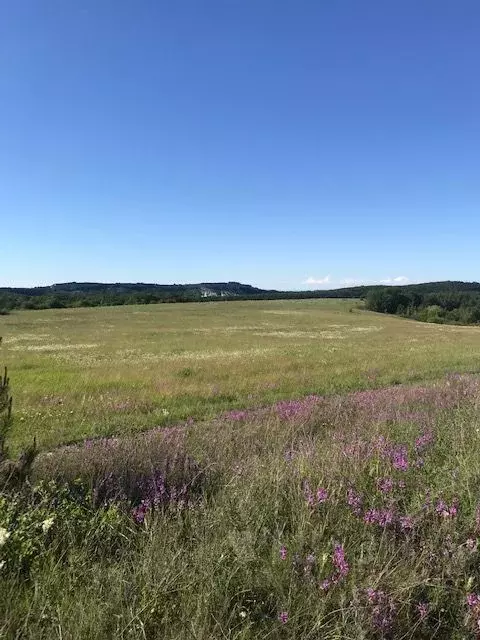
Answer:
2 375 480 638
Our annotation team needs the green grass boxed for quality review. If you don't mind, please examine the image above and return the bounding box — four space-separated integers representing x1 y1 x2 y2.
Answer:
3 301 480 638
1 299 480 450
3 377 480 638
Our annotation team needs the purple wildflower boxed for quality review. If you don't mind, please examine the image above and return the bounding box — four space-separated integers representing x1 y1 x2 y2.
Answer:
436 499 458 518
364 508 394 527
132 502 149 524
316 487 328 503
280 545 287 560
347 487 363 515
416 602 428 620
365 589 396 633
467 593 480 608
364 509 378 524
320 578 331 592
304 481 328 507
391 444 409 471
303 553 315 577
466 592 480 632
415 429 434 452
333 543 349 578
399 515 414 531
374 435 389 455
224 410 249 421
304 489 315 507
377 477 394 494
377 509 394 527
366 587 377 603
278 611 288 624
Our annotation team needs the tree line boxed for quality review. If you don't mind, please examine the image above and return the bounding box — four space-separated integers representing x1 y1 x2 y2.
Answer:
365 287 480 325
1 280 480 325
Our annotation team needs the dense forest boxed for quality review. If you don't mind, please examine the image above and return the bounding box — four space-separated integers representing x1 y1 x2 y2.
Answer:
1 280 480 325
364 282 480 324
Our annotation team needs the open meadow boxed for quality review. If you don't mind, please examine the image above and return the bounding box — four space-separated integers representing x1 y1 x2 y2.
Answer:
1 299 480 450
2 301 480 638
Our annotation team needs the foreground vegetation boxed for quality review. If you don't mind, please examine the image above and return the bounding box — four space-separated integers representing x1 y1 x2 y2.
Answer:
2 300 480 637
2 300 480 451
3 374 480 638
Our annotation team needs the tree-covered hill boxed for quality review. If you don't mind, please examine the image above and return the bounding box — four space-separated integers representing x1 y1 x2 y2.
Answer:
1 280 480 324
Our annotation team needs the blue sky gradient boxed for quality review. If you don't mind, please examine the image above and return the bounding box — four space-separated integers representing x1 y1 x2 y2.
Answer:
1 1 479 289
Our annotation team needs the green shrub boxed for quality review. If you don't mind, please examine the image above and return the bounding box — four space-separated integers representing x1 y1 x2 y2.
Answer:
0 480 128 575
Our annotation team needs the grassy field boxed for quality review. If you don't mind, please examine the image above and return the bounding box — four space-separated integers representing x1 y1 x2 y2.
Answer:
1 299 480 450
3 301 480 638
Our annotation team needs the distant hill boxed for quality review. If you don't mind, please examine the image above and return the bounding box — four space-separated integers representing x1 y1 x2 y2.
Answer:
0 281 272 298
1 281 480 324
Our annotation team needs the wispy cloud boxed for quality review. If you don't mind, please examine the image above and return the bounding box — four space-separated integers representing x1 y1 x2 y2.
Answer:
304 275 331 286
379 276 410 285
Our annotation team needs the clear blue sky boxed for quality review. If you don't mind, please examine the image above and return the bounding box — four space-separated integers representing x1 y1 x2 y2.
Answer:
1 1 479 289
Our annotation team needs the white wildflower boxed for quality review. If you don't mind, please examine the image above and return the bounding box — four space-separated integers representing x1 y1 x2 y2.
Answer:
0 527 10 547
42 517 55 533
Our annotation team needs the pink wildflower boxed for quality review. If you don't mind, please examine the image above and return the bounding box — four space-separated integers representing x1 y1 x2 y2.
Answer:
279 545 287 560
